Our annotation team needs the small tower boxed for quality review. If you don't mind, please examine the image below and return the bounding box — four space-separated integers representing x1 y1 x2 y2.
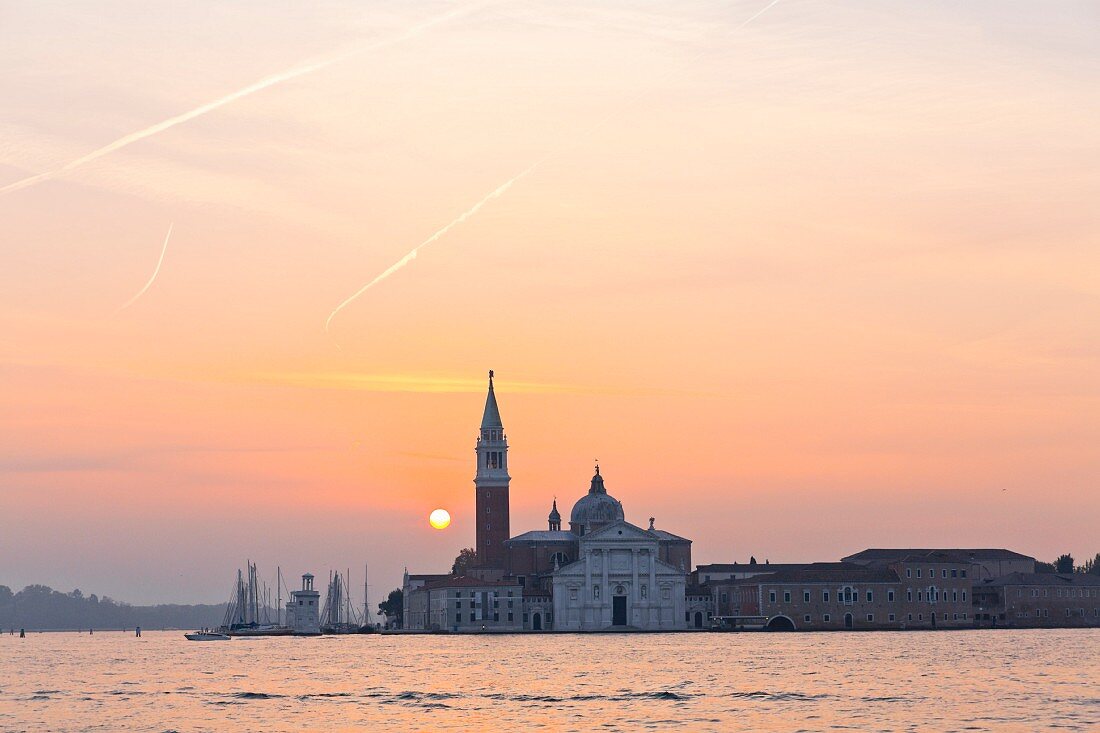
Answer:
548 499 561 531
288 573 321 635
474 370 510 569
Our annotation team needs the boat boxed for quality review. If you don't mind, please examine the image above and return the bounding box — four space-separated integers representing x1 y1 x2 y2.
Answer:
219 561 294 637
320 569 362 635
185 630 230 641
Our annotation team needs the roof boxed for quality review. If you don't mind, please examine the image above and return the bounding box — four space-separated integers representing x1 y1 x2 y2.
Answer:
979 573 1100 587
696 563 813 574
407 573 450 582
481 373 503 428
423 575 520 591
650 529 691 543
724 563 899 585
506 530 577 544
843 548 1035 563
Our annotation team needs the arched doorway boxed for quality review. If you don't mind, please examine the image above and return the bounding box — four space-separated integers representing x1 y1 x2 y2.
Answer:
532 612 542 631
694 611 703 629
844 613 853 629
766 615 795 631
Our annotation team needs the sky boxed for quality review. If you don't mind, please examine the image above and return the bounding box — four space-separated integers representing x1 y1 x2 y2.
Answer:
1 0 1098 606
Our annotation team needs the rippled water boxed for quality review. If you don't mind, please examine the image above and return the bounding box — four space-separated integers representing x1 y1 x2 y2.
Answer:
1 629 1097 732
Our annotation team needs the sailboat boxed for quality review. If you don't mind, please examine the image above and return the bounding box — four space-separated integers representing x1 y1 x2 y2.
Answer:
219 561 293 636
320 569 362 634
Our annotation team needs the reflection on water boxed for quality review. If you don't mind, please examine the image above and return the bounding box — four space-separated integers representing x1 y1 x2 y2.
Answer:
1 630 1097 732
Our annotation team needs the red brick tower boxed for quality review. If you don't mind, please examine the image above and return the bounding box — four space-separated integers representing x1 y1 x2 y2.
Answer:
474 370 510 569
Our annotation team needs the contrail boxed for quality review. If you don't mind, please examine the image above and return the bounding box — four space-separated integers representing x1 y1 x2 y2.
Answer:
0 3 487 197
325 161 542 333
324 0 783 335
118 223 173 312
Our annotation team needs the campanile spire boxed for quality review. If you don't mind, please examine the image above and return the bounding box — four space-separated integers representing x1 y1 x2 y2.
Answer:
474 370 510 569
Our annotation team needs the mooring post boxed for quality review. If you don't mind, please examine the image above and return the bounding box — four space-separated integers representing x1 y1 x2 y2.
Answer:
136 626 141 637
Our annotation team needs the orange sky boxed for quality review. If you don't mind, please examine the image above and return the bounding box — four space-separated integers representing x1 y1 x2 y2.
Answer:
2 0 1098 604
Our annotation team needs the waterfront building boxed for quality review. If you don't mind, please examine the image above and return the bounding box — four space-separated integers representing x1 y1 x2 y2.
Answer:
286 573 321 635
402 372 692 631
551 520 688 631
972 573 1100 627
712 563 903 630
843 548 1035 581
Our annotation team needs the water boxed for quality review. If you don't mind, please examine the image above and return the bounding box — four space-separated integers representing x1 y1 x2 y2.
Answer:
1 630 1097 732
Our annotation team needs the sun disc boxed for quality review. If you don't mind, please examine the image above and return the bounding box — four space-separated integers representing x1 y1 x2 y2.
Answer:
429 508 451 530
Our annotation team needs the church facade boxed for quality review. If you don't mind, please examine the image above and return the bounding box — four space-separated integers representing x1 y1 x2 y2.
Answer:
403 372 692 632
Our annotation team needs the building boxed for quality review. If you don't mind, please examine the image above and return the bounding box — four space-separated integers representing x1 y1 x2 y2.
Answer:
843 548 1035 581
403 372 692 631
286 573 321 635
551 520 688 631
972 573 1100 628
711 563 902 630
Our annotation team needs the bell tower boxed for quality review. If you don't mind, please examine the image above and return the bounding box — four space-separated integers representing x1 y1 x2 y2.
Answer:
474 370 510 569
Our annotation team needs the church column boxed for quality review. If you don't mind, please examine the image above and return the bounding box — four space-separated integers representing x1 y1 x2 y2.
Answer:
601 549 609 624
649 550 656 601
632 549 639 600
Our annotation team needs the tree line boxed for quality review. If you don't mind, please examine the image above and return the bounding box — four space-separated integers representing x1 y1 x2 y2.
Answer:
1035 553 1100 575
0 584 226 631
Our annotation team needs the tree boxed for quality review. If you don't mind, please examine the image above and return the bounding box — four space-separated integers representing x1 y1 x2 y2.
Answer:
377 588 403 627
749 556 757 566
1078 553 1100 575
1055 554 1075 574
1035 561 1055 574
452 547 477 576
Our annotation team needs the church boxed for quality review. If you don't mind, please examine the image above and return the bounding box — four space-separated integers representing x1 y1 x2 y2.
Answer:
403 372 692 632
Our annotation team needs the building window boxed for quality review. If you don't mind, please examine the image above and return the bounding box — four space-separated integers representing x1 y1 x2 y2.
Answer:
823 591 830 602
508 613 513 622
456 601 462 609
823 614 831 622
888 590 895 602
494 613 499 622
942 569 948 578
804 591 811 603
470 613 475 622
906 568 912 578
842 587 853 604
962 591 966 602
721 593 728 603
866 614 874 622
918 613 923 621
953 591 958 602
783 591 791 603
961 569 967 578
917 569 922 578
769 591 777 603
943 613 948 621
908 614 913 621
455 614 461 624
866 590 873 603
951 569 957 578
889 614 895 622
918 591 923 602
962 613 967 620
804 615 811 623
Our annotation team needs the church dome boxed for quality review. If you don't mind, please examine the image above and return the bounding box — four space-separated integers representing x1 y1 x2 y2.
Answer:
569 466 624 534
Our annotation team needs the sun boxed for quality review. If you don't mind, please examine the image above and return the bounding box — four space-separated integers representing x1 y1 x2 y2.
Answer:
429 508 451 530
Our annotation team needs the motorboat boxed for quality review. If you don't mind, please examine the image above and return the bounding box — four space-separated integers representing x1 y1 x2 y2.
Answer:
185 630 231 641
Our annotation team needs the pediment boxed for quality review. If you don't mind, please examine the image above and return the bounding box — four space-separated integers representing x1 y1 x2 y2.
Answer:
580 520 656 544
